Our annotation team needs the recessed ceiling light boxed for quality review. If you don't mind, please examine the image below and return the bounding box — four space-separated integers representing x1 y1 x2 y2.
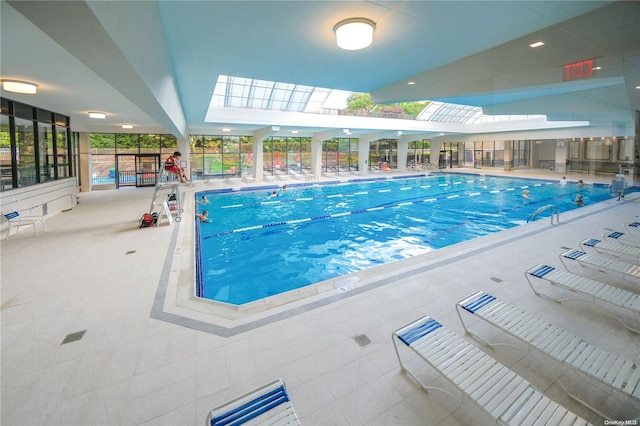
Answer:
407 81 416 85
291 130 299 134
122 124 133 129
88 112 106 119
334 18 376 50
636 85 640 90
529 41 545 48
222 128 231 132
2 80 37 94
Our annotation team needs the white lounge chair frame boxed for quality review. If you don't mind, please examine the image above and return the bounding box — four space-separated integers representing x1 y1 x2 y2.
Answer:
624 222 640 233
559 249 640 282
525 264 640 334
456 291 640 419
579 237 640 261
392 315 591 425
2 211 46 238
206 378 299 426
604 230 640 248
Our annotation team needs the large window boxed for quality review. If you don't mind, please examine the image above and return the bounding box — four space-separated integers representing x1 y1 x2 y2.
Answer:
586 139 612 160
322 138 358 173
408 140 430 168
512 140 530 168
89 133 176 186
472 141 503 168
368 139 397 170
0 98 72 191
264 136 310 176
0 113 12 190
190 135 252 179
55 124 69 179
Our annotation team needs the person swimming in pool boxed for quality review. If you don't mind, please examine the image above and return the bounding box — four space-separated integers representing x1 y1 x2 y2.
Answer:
196 210 211 222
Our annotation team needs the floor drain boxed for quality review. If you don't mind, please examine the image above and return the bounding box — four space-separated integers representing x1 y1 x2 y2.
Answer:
61 330 86 345
490 277 503 283
125 250 136 255
353 334 371 347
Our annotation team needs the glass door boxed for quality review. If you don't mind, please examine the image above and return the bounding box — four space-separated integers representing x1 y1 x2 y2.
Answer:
135 154 160 187
115 154 136 188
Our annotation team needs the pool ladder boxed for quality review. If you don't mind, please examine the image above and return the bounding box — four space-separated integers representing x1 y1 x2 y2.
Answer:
423 163 446 175
527 204 560 224
305 173 319 184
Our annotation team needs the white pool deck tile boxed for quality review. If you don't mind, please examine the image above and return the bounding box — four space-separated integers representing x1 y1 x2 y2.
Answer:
2 169 640 425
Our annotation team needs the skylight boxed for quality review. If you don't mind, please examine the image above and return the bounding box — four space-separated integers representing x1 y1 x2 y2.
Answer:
417 101 545 125
209 75 347 113
209 75 545 125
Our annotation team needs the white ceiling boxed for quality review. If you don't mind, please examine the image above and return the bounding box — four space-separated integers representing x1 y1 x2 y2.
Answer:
1 1 639 138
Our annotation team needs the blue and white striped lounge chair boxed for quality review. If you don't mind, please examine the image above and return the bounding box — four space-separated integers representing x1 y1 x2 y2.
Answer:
579 237 640 261
604 230 640 248
456 291 640 418
206 379 299 426
392 316 591 425
625 222 640 233
560 249 640 282
525 264 640 333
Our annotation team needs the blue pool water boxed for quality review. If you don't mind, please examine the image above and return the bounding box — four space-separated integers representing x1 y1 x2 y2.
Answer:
195 174 629 305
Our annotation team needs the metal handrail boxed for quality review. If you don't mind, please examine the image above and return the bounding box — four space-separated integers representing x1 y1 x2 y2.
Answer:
423 163 446 174
527 204 560 224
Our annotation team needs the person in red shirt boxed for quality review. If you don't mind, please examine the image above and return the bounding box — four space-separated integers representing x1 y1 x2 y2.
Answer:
165 151 189 182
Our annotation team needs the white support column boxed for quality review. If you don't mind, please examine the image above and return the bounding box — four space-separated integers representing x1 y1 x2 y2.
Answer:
311 136 322 177
254 139 265 181
430 140 442 165
358 135 374 172
177 137 191 178
397 136 409 171
79 132 91 192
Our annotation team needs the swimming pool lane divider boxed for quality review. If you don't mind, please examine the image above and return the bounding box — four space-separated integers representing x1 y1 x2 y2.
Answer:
201 181 556 240
213 177 538 211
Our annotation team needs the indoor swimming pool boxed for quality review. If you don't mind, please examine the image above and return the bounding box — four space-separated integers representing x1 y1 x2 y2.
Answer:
195 174 629 305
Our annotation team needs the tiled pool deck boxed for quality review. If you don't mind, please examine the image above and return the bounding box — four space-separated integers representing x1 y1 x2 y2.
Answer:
2 168 639 425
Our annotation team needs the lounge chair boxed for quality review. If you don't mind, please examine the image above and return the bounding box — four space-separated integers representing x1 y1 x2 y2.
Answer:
625 221 640 233
1 211 46 238
559 249 640 282
525 264 640 333
579 237 640 261
456 291 640 418
392 315 591 425
604 230 640 248
206 378 299 426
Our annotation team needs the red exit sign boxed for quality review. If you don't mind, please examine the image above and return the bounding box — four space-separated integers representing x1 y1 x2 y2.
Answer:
563 59 597 81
